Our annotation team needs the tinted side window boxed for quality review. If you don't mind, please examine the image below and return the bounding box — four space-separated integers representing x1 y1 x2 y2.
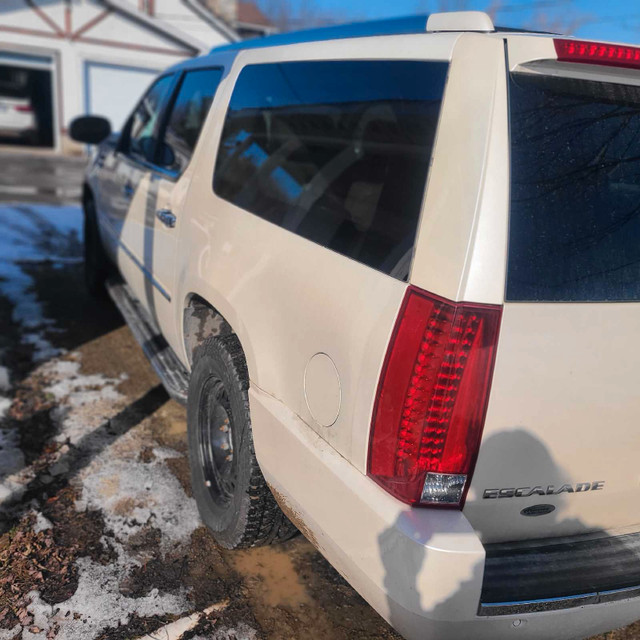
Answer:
160 68 223 174
127 74 174 162
508 73 640 301
213 60 448 279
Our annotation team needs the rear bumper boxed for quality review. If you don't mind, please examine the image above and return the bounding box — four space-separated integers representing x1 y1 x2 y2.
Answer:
249 385 640 640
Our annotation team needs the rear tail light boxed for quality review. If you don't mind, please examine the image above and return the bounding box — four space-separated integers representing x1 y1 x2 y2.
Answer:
555 38 640 70
368 286 502 507
14 105 33 113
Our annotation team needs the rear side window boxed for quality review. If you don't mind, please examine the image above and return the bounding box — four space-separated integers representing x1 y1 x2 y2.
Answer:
213 60 448 279
160 67 223 174
507 73 640 302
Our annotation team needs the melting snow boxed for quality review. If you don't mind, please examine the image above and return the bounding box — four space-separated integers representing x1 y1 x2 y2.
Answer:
0 204 255 640
0 204 81 362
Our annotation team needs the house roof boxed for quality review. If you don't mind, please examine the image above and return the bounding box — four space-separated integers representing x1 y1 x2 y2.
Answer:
103 0 238 53
237 1 273 28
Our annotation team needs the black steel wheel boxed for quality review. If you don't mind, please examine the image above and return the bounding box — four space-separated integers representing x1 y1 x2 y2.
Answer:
198 376 236 507
187 334 298 549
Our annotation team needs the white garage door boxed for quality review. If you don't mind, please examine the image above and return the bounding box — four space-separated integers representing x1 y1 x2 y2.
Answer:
85 62 159 132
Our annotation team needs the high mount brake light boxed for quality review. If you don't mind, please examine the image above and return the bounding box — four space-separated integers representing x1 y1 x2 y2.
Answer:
368 286 502 507
555 38 640 70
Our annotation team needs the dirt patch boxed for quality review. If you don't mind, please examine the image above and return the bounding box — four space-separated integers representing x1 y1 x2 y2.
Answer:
0 485 117 630
591 622 640 640
0 515 77 628
43 487 115 567
95 613 180 640
9 371 58 465
148 402 188 452
166 456 193 498
138 446 155 463
231 544 311 609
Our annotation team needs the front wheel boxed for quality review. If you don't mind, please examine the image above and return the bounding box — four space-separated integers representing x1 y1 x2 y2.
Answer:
83 195 110 296
187 335 297 549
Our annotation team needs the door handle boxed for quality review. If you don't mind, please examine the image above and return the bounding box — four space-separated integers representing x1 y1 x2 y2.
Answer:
156 209 176 228
123 182 134 199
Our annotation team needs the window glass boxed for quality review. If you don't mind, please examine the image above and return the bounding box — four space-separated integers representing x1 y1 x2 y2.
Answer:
127 74 174 162
508 73 640 301
160 68 223 174
213 60 448 279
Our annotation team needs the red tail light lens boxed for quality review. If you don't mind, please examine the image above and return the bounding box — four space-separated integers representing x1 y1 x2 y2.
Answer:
555 38 640 70
14 105 33 113
368 286 502 507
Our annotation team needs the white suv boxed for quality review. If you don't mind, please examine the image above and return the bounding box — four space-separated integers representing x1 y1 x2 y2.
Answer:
71 11 640 639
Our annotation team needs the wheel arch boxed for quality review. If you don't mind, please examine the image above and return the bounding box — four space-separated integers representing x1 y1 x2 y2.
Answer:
182 292 254 380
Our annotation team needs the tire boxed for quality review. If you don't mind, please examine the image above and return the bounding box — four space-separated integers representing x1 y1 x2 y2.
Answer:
83 195 110 296
187 335 297 549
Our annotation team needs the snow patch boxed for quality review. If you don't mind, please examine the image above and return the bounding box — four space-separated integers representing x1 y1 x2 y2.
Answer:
190 626 259 640
24 555 189 640
33 511 53 533
0 204 82 362
76 451 201 550
0 366 10 392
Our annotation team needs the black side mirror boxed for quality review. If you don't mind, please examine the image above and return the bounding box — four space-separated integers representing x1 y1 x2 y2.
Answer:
69 115 112 145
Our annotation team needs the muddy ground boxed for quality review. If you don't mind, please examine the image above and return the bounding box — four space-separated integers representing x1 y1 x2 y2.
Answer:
0 204 403 640
0 198 636 640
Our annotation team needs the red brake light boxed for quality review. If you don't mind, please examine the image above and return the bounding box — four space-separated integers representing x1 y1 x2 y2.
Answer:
14 105 33 113
555 38 640 70
368 286 502 507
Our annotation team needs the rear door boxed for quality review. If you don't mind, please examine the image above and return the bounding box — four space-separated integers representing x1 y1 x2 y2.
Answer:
144 67 224 345
464 39 640 543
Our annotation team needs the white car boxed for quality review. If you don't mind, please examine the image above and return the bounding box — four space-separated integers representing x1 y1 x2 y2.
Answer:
71 11 640 639
0 68 36 142
0 95 36 142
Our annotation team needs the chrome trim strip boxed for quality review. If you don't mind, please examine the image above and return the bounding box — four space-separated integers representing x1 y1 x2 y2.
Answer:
99 216 171 302
479 584 640 616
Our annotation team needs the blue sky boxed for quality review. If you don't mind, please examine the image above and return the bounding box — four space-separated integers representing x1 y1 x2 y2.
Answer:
259 1 640 45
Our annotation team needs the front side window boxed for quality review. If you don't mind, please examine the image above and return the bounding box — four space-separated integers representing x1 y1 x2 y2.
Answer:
160 67 223 174
508 73 640 301
127 74 174 162
213 60 448 279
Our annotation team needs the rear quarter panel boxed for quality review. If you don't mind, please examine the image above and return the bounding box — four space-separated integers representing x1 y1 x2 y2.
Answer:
173 35 459 469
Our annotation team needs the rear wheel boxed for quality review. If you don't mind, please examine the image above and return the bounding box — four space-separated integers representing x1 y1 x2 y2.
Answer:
83 195 110 296
187 335 297 549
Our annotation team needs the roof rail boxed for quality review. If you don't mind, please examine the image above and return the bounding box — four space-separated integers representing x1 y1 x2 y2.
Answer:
209 11 498 55
426 11 494 33
210 14 433 53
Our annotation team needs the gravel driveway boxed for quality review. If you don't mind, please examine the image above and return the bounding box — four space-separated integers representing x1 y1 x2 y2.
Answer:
0 197 636 640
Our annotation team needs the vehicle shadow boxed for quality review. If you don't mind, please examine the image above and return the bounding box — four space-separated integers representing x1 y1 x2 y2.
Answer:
378 429 640 640
0 383 168 533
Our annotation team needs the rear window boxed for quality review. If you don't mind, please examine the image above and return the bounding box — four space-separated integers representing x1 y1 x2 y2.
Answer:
213 60 448 280
507 72 640 302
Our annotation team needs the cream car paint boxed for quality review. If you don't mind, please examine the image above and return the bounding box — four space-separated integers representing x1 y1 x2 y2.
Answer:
82 18 640 639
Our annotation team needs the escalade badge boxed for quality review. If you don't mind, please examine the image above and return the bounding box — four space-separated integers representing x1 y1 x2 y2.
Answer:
483 481 604 499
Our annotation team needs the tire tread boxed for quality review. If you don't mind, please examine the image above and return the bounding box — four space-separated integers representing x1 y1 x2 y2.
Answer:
191 335 297 549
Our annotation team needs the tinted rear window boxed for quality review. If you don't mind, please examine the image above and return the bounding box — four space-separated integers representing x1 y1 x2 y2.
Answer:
508 72 640 302
213 60 448 280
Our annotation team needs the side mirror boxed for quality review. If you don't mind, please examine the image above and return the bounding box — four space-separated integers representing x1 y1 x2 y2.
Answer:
69 115 111 145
